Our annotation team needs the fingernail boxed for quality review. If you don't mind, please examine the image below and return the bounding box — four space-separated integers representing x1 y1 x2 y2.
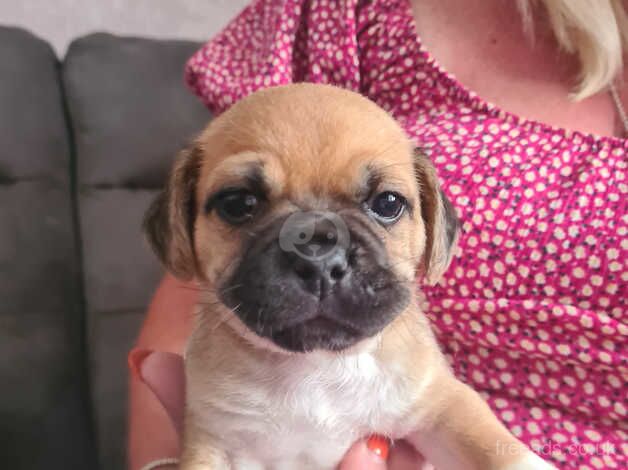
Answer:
128 348 153 380
366 435 390 460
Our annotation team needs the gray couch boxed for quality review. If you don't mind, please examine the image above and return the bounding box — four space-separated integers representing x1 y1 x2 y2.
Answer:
0 26 210 469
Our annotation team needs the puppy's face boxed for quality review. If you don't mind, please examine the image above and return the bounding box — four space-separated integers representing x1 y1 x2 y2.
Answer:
146 84 458 352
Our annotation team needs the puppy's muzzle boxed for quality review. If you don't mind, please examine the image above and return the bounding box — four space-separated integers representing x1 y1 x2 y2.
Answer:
220 210 410 352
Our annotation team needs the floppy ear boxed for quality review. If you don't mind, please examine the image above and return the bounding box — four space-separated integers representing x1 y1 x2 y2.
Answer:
143 143 203 280
414 148 460 285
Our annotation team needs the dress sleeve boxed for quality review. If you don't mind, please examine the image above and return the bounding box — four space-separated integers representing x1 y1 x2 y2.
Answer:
185 0 363 114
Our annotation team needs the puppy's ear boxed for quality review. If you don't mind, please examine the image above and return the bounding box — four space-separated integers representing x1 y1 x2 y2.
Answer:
414 148 460 285
144 143 203 280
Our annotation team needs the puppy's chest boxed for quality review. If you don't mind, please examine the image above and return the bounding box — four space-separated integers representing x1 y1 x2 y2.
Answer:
191 353 417 468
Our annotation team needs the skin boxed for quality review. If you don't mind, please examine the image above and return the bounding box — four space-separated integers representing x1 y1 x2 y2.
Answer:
128 0 626 468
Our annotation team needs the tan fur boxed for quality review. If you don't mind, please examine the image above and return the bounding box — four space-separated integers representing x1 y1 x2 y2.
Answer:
145 84 555 470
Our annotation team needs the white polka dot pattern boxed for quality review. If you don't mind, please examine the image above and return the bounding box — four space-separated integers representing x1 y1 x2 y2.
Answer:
185 1 628 468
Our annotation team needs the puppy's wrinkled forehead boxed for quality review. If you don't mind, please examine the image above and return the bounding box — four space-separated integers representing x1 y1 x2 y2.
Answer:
196 84 416 203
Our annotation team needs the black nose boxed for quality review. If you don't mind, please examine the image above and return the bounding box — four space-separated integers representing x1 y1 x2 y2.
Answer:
290 246 349 294
282 231 350 297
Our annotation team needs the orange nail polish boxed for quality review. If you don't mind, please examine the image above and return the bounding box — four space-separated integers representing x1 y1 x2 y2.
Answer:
366 435 390 460
128 348 153 379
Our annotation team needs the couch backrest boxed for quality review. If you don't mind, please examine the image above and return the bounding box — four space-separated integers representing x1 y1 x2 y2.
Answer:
0 26 96 469
62 33 210 468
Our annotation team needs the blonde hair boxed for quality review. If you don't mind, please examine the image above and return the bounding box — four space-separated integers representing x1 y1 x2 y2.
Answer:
517 0 628 100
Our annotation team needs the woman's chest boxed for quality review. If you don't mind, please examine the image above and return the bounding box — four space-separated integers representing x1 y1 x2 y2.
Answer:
406 111 626 315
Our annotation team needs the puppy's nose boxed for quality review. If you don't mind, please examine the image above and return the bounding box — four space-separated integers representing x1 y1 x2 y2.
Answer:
289 245 350 296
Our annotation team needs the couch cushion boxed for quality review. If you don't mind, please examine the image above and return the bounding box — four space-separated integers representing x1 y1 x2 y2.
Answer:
0 27 69 182
64 33 210 188
90 310 145 470
63 33 210 468
0 26 95 469
80 188 162 313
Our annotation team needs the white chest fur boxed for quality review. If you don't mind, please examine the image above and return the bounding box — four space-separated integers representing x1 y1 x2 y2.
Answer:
186 340 428 470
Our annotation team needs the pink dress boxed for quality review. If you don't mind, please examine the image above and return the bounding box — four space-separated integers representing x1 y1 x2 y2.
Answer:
185 1 627 468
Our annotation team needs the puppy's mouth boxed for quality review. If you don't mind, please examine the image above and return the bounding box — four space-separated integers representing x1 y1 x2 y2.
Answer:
271 316 362 352
219 211 410 353
223 287 405 353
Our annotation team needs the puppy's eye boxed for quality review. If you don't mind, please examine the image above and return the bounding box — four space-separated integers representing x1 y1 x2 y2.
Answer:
367 191 406 223
214 189 259 225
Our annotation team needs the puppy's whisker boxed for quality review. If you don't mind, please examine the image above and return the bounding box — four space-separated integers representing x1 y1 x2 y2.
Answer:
372 278 411 289
219 283 244 295
196 299 227 308
256 307 264 333
383 254 429 273
175 283 212 293
387 253 425 264
209 303 242 332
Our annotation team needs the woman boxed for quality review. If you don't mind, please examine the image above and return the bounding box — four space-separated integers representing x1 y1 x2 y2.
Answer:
129 1 627 469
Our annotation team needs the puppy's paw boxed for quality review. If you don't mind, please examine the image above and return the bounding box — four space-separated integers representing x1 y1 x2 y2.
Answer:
503 451 556 470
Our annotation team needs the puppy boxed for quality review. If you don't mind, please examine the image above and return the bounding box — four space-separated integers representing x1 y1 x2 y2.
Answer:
145 83 555 470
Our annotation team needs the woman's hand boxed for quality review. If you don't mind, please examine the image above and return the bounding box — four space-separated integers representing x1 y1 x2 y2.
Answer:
130 350 429 470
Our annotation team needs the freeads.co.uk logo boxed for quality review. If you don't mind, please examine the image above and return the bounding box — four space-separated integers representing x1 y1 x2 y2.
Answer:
278 211 350 260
